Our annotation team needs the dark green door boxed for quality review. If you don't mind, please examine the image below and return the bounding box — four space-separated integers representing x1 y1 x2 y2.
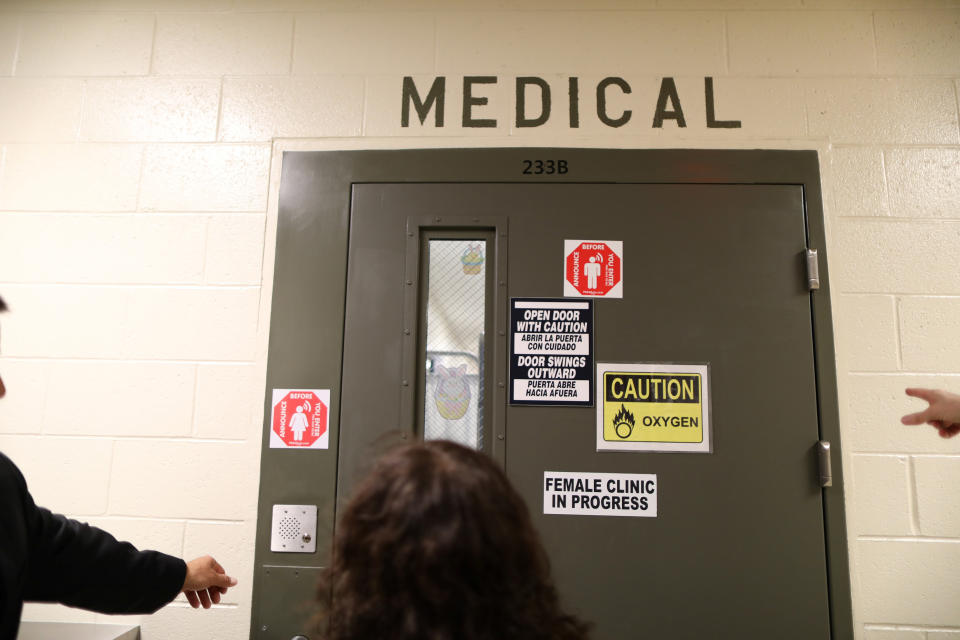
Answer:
338 183 830 639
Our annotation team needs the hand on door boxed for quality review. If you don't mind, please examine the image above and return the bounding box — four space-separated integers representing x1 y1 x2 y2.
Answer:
902 388 960 438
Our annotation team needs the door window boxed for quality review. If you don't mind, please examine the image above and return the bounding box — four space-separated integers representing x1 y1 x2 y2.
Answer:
421 238 489 450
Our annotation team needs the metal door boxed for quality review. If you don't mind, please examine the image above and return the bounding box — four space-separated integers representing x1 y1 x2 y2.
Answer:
337 182 830 639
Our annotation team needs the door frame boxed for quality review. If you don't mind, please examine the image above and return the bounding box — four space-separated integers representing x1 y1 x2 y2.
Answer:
252 148 852 639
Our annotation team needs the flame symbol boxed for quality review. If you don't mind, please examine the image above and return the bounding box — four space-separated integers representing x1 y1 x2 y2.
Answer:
613 404 635 439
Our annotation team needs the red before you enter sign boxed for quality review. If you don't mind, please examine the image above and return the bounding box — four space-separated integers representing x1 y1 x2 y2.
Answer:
270 389 330 450
564 239 623 298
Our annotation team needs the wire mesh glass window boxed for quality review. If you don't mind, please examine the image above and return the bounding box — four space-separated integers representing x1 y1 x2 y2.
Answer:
422 239 487 450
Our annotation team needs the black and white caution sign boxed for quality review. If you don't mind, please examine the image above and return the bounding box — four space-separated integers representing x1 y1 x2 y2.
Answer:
510 298 593 406
544 471 657 518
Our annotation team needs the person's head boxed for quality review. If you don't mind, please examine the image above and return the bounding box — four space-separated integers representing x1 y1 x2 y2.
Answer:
0 294 6 398
316 440 589 640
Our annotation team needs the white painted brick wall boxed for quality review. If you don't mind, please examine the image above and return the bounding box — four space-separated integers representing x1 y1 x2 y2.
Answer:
859 540 960 626
0 79 84 142
851 454 913 536
0 144 143 211
80 78 221 143
139 144 271 212
109 440 257 520
153 14 294 76
830 147 889 218
834 295 899 371
886 148 960 219
219 76 365 141
17 14 154 77
727 11 877 75
0 2 957 638
915 457 960 536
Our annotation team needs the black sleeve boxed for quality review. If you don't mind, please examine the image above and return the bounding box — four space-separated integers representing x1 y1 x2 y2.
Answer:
16 461 186 614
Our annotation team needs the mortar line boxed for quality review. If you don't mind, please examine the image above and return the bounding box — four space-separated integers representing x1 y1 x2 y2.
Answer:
201 214 212 285
75 80 87 142
907 455 921 535
849 371 960 377
835 292 960 298
71 515 245 525
878 146 890 216
190 363 201 437
433 12 439 72
10 15 22 76
134 144 147 212
1 434 249 444
850 453 960 459
288 13 296 75
864 623 960 632
1 356 256 365
953 79 960 139
858 535 960 543
360 76 368 137
105 439 117 517
148 13 158 76
894 296 904 370
214 77 225 142
722 13 730 75
0 282 259 289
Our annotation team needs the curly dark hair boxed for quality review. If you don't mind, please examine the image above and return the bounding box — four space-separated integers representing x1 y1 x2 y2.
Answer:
316 440 590 640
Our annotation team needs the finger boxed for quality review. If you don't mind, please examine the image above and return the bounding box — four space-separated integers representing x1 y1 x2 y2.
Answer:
906 388 939 402
185 591 200 609
214 573 238 588
902 410 931 425
940 423 960 438
928 420 945 429
210 587 222 605
198 588 212 609
211 558 225 574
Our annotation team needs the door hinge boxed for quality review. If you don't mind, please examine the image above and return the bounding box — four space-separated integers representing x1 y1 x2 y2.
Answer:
805 249 820 291
816 441 832 488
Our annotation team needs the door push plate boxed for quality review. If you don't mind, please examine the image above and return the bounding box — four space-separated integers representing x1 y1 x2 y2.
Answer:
270 504 318 553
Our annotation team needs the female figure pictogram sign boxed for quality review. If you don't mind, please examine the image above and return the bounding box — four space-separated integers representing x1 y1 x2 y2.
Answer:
270 389 330 449
564 240 623 298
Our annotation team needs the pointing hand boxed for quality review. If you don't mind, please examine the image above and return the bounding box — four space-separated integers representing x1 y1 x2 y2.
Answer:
902 388 960 439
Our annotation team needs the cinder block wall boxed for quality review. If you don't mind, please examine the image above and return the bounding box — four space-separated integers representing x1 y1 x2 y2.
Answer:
0 1 957 638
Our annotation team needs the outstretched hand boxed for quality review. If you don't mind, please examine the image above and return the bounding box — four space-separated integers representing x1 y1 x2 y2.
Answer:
182 556 238 609
902 388 960 439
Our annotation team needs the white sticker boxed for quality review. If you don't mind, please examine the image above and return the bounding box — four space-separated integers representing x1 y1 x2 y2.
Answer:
269 389 330 450
544 471 657 518
563 240 623 298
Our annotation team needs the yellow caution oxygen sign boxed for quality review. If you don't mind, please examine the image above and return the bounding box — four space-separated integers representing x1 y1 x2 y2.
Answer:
596 363 711 453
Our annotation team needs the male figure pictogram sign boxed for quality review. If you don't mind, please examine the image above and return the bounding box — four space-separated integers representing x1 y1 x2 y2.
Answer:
564 240 623 298
270 389 330 449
